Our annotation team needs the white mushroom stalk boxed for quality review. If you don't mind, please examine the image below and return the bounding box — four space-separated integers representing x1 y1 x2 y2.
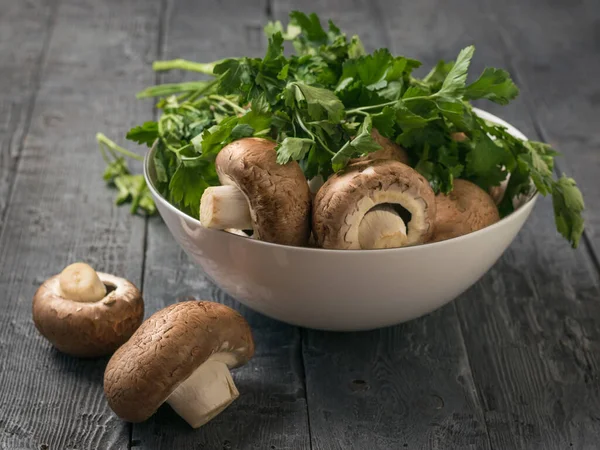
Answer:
358 205 407 249
200 185 253 230
58 262 107 302
166 354 239 428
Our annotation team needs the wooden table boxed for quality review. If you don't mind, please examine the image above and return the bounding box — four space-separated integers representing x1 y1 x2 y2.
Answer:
1 0 599 448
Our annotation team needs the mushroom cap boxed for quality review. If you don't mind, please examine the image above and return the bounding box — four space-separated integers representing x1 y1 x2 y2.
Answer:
349 128 410 166
312 159 436 249
32 272 144 358
215 137 312 246
432 179 500 242
103 301 255 423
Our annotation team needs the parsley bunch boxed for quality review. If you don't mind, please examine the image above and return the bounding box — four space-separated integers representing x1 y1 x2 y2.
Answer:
98 11 584 248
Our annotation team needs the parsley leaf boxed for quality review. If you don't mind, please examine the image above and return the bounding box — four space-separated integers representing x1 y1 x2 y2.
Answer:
276 137 314 164
435 45 474 101
169 164 210 217
465 68 520 105
126 121 159 147
289 82 345 122
371 106 396 137
552 175 585 249
332 115 381 170
230 123 255 139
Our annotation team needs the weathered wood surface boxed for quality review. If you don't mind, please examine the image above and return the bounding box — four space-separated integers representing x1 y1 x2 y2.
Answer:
0 0 599 449
0 0 57 231
0 0 161 448
131 1 310 449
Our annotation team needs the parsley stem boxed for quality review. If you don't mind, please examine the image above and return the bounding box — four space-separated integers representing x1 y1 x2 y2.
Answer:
96 133 143 161
208 95 247 114
152 58 224 75
294 112 335 156
135 81 211 99
345 100 397 115
186 78 220 104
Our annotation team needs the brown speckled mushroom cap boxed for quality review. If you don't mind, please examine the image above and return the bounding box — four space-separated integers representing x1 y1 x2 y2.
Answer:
312 159 436 249
215 137 311 246
32 273 143 358
103 301 254 424
432 179 500 242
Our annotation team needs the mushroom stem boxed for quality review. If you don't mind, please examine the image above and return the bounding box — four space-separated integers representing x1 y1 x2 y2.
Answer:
200 185 253 230
58 262 107 302
166 357 239 429
358 205 407 249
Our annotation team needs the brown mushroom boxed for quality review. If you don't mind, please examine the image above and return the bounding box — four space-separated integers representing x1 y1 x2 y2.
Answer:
312 159 436 249
32 262 144 358
104 301 254 429
432 179 500 242
200 137 312 246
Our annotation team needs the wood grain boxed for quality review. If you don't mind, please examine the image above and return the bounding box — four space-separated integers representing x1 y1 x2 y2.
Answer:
0 0 161 448
272 2 491 449
371 0 600 448
131 1 310 448
0 0 58 231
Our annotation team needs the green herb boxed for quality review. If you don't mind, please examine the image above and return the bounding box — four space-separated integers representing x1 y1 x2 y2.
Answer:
96 10 585 248
96 133 155 215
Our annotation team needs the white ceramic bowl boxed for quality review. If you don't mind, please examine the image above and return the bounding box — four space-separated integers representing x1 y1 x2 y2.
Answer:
144 109 537 331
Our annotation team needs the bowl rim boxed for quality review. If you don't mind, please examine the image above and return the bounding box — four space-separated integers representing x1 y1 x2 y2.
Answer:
143 107 539 254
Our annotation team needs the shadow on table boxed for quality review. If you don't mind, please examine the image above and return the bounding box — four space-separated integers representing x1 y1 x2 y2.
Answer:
131 376 308 449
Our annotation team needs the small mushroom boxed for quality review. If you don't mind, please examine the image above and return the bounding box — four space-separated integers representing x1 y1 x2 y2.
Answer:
200 137 312 246
349 128 410 165
103 301 254 429
32 262 144 358
312 159 436 249
432 179 500 242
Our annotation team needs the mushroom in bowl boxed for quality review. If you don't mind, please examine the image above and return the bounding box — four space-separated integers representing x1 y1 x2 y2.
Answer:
312 159 436 249
200 137 312 246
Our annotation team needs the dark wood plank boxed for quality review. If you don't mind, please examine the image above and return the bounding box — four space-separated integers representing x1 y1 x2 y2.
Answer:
132 1 311 448
481 0 600 264
272 2 491 449
373 0 600 448
0 0 58 230
0 0 162 448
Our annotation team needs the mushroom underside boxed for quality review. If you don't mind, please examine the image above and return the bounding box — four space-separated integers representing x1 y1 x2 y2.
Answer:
334 186 428 250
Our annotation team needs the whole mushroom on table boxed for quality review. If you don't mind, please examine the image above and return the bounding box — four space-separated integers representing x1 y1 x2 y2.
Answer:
32 262 144 358
104 301 254 428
